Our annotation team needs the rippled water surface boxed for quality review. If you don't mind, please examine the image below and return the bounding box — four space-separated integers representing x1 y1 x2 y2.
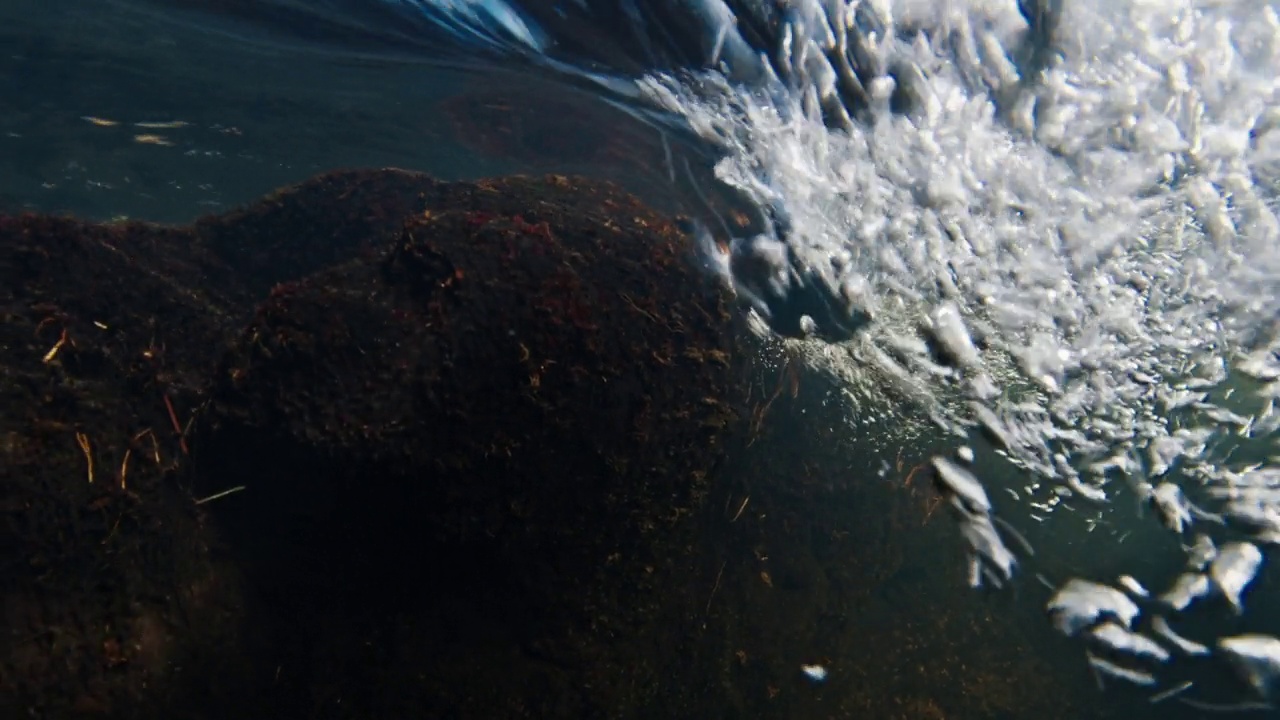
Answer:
0 0 696 222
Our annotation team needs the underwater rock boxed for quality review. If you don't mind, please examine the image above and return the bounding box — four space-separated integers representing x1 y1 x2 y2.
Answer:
193 173 748 717
0 213 249 719
0 168 748 718
0 166 1095 719
191 168 444 300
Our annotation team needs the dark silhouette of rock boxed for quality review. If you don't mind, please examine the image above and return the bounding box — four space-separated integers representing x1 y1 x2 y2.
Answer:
0 169 748 719
0 167 1091 720
195 174 745 718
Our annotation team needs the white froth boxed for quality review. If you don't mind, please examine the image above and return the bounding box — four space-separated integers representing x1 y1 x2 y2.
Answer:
640 0 1280 514
636 0 1280 702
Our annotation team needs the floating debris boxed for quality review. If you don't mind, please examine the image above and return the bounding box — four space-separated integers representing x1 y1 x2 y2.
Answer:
1149 680 1194 704
800 664 827 682
1141 482 1222 535
194 485 247 505
927 301 982 370
970 402 1017 453
1148 437 1184 478
1088 622 1170 664
1183 533 1216 571
134 120 189 129
1047 579 1140 637
1150 616 1210 657
931 456 991 516
1116 575 1149 599
1209 542 1263 615
1217 498 1280 543
1087 652 1157 687
1148 483 1193 533
1218 634 1280 702
961 513 1019 588
929 454 1026 588
1159 572 1211 612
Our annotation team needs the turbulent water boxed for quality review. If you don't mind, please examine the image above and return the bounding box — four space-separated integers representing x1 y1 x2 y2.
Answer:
125 0 1280 711
390 0 1280 710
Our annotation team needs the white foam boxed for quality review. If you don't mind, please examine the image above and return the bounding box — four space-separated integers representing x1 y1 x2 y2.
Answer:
634 1 1280 702
637 0 1280 518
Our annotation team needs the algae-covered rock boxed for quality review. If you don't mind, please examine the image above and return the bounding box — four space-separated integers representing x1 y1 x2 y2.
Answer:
0 167 1090 720
192 174 748 717
0 213 248 719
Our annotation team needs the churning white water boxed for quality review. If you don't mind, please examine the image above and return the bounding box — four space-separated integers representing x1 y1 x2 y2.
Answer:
642 0 1280 708
416 0 1280 709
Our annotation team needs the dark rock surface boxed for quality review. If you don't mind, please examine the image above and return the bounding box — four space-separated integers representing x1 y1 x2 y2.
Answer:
0 169 749 719
0 168 1093 720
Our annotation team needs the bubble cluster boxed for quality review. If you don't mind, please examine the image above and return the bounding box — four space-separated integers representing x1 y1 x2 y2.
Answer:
399 0 1280 707
632 0 1280 708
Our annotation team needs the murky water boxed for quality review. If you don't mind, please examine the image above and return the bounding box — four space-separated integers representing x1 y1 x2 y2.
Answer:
9 0 1280 717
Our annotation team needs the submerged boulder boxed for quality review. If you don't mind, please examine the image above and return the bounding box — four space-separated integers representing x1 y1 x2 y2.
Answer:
192 174 748 717
0 213 248 719
0 167 1100 719
0 169 749 718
